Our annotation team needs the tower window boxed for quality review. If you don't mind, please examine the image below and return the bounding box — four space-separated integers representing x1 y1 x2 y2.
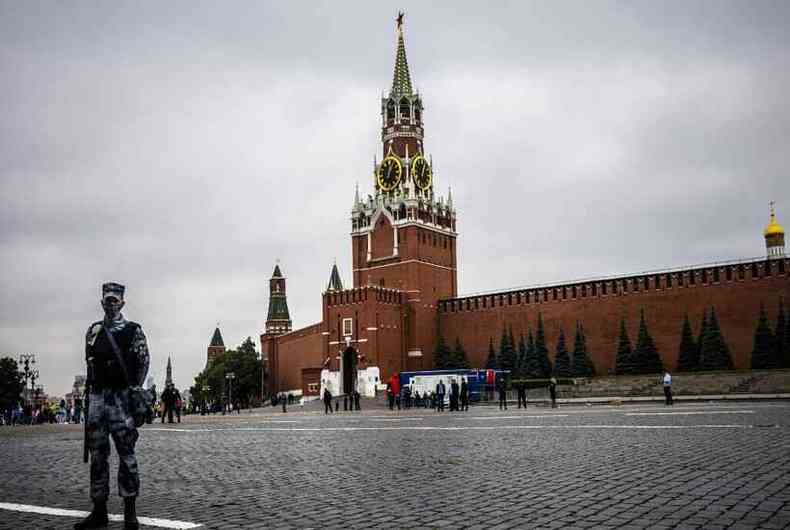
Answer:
572 286 577 299
779 260 786 274
582 285 587 298
601 283 607 295
591 284 597 296
562 287 567 300
400 98 410 123
386 100 395 123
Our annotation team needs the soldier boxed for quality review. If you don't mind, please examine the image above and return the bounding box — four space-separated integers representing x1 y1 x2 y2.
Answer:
76 282 149 530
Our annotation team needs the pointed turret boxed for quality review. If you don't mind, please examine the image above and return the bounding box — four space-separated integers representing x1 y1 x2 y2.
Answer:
266 263 292 335
207 325 226 366
327 262 344 292
390 12 413 98
765 201 786 259
165 356 173 387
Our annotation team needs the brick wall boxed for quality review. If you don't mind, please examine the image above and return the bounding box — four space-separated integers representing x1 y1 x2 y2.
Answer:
269 323 324 392
439 258 790 373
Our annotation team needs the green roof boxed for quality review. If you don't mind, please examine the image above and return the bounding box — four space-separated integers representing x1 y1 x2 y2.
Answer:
210 327 224 347
390 29 413 98
267 295 290 322
327 263 344 292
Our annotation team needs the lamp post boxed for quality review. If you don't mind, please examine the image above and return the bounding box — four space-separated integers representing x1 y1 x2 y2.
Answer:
200 384 211 415
225 372 235 414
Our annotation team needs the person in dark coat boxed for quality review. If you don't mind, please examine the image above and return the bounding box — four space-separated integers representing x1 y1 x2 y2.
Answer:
449 380 460 412
549 377 558 408
460 378 469 411
517 383 527 409
435 380 446 412
353 390 361 411
323 388 333 414
497 378 508 410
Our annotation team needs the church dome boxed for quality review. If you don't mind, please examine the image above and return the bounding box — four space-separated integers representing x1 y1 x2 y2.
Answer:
764 206 784 237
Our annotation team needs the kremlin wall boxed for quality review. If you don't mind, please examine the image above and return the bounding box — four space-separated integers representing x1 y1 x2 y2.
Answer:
242 19 790 397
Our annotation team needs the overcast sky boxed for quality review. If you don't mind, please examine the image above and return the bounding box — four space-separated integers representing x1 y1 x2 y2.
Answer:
1 1 788 396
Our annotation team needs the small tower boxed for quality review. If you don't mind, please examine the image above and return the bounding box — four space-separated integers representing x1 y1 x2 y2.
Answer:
764 202 785 259
207 325 225 366
327 262 344 292
265 263 292 335
165 356 173 387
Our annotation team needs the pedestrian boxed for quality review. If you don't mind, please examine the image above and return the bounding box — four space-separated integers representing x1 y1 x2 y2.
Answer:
343 394 348 411
517 383 527 409
497 377 508 410
354 390 361 411
386 382 394 410
334 400 339 412
662 371 673 406
549 377 558 408
174 388 182 423
450 379 459 412
75 282 149 530
323 388 333 414
435 380 446 412
281 393 287 413
460 378 469 411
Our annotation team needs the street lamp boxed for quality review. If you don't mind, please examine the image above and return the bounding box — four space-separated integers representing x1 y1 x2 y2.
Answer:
200 384 211 415
225 372 236 414
18 354 36 407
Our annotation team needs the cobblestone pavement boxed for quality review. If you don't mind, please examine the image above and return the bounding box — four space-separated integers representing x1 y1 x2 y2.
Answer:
1 400 789 529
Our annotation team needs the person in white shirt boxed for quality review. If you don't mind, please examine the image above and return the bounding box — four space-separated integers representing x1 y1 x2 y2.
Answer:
662 371 673 406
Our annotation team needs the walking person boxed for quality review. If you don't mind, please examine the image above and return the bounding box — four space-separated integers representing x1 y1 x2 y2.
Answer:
435 380 446 412
75 282 150 530
353 389 361 411
497 377 508 410
517 383 527 409
662 371 673 406
450 379 460 412
460 378 469 411
549 377 558 409
323 387 333 414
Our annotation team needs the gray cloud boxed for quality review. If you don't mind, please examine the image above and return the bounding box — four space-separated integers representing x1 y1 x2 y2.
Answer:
1 1 788 395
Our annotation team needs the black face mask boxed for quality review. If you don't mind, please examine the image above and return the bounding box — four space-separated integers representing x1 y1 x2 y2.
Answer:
101 297 124 321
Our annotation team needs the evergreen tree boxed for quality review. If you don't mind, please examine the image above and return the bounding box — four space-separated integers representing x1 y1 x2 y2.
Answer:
696 309 709 369
699 307 733 371
0 357 25 414
450 337 471 369
485 337 498 369
751 303 776 369
633 309 663 374
775 298 786 368
516 333 527 379
784 304 790 368
614 317 634 375
535 313 553 377
572 322 595 377
499 325 517 373
522 329 542 378
676 314 698 372
433 334 452 370
553 328 572 377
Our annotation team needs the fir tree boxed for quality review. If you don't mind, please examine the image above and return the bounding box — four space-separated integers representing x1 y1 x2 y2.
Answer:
696 309 709 369
676 314 698 372
535 313 553 377
516 333 527 379
572 322 596 377
614 317 634 375
699 307 733 371
522 329 541 378
498 325 517 373
775 298 786 368
553 328 572 377
633 309 663 374
433 334 452 370
784 304 790 368
485 337 498 369
751 303 776 369
451 337 471 369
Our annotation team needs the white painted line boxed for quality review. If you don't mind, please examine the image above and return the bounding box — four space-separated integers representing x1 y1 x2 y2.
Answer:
626 411 755 416
145 424 751 433
0 502 202 529
372 417 424 422
455 415 569 420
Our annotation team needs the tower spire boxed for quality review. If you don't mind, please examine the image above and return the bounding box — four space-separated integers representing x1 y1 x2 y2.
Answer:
390 12 413 98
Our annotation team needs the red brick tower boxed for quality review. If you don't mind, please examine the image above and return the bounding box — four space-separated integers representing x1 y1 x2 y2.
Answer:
261 263 292 394
350 14 457 364
206 325 225 366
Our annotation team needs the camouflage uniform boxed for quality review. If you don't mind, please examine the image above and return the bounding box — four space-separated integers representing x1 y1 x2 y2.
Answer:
85 317 149 501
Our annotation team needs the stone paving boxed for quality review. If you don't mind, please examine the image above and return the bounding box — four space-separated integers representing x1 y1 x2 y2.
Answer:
1 400 789 529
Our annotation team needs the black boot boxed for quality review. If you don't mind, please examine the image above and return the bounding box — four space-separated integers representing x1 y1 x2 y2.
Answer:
74 500 108 529
124 497 139 530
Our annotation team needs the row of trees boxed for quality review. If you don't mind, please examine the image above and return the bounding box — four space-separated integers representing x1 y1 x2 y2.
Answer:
439 314 596 378
190 337 262 408
0 357 25 413
674 307 733 372
750 299 790 369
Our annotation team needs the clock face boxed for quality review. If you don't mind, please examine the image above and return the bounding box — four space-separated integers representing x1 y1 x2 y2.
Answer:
377 156 402 191
411 155 432 191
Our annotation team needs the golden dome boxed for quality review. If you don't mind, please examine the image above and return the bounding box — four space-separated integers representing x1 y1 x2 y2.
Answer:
764 203 784 237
